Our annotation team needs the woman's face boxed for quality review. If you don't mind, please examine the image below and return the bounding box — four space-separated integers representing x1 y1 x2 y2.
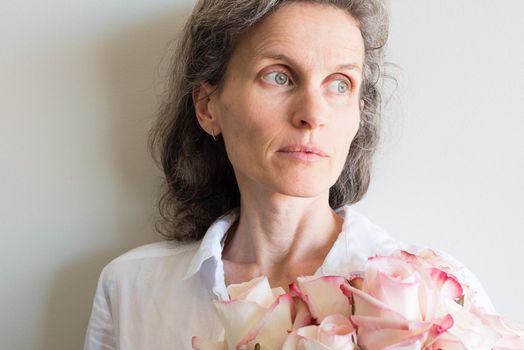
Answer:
200 2 365 199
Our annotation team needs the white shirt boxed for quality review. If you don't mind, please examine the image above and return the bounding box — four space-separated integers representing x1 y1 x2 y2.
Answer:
84 205 495 350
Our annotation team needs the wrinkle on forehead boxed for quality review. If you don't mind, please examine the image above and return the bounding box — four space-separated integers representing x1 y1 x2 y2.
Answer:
247 2 365 70
219 1 366 90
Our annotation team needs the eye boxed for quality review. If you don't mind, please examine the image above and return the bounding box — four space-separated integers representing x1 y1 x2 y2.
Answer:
263 71 291 86
327 79 351 94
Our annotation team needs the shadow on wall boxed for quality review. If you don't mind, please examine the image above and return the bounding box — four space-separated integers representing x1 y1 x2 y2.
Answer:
40 8 192 350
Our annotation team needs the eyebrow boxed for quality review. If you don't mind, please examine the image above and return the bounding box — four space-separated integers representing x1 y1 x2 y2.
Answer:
255 52 363 73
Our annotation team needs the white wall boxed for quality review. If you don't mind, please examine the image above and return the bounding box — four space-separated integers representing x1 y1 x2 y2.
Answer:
1 1 522 349
1 1 193 349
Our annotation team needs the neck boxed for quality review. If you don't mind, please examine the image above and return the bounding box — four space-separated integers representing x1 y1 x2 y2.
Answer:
222 186 343 286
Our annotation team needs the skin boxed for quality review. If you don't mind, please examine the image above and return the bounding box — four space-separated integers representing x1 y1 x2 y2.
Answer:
194 2 365 289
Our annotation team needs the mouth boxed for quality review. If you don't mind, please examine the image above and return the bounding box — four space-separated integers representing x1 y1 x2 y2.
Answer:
277 144 328 162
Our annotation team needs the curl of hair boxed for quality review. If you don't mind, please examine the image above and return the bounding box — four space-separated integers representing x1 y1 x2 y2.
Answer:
149 0 391 242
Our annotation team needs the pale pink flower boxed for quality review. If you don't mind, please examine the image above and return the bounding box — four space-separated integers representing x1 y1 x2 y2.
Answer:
345 282 454 349
193 250 524 350
192 276 293 350
342 254 461 348
192 337 227 350
282 314 357 350
290 276 352 324
396 249 479 309
425 333 467 350
471 306 524 349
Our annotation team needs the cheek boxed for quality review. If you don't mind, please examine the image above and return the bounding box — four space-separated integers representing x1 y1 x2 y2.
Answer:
336 107 360 145
333 110 361 165
224 91 282 138
219 99 275 165
222 104 263 143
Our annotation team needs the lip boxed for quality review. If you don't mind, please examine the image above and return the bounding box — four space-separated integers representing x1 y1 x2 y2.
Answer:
277 144 328 162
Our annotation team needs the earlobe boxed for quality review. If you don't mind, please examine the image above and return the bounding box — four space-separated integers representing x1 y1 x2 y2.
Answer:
359 99 365 111
193 82 221 136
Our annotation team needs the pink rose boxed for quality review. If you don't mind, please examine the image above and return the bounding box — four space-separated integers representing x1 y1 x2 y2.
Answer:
192 276 293 350
425 333 467 350
342 254 460 348
485 315 524 349
290 276 352 324
192 337 227 350
354 254 462 319
462 306 524 350
193 250 524 350
282 314 357 350
397 249 477 308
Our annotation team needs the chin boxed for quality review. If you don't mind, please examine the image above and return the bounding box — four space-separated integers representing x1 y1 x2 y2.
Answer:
271 178 333 199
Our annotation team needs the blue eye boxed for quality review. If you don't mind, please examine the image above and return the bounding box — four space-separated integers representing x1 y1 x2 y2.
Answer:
264 71 290 86
328 79 350 94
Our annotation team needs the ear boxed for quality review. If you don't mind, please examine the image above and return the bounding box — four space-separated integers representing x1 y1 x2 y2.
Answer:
359 99 365 111
193 82 221 137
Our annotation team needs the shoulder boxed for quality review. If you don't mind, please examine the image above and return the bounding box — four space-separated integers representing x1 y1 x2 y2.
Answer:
341 206 399 256
99 240 200 286
346 207 391 238
322 206 400 275
111 240 199 264
85 240 207 349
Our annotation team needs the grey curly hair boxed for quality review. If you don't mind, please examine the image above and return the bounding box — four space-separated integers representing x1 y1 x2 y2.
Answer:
148 0 390 242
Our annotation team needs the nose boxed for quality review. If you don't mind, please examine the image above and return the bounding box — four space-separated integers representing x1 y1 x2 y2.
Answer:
290 86 328 130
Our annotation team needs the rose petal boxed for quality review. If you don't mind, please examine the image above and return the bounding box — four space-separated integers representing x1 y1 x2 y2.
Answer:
192 336 227 350
355 319 440 350
342 284 406 321
351 315 411 331
426 333 467 350
292 296 314 330
227 276 276 308
364 256 417 300
295 276 352 323
359 256 424 321
376 270 422 321
272 286 287 298
236 294 294 349
444 302 500 350
283 317 356 350
471 308 524 349
301 338 336 350
351 312 455 342
281 329 300 350
213 300 266 348
428 267 463 301
317 315 357 349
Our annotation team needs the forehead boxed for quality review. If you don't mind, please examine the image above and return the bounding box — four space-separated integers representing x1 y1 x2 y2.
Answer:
231 2 365 72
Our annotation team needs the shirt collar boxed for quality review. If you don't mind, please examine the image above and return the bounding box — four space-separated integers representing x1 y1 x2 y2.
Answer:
315 205 351 275
318 205 397 276
183 211 238 281
183 206 356 281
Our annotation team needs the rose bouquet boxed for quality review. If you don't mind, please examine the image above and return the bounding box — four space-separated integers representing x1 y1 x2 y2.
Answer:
192 249 524 350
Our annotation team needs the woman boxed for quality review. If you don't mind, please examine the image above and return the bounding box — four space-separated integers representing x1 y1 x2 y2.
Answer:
84 0 494 349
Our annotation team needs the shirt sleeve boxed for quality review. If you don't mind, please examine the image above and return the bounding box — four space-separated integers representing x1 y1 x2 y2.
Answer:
84 266 117 350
